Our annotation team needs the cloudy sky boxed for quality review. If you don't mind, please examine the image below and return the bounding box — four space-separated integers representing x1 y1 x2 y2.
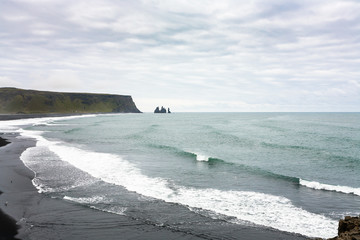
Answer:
1 0 360 112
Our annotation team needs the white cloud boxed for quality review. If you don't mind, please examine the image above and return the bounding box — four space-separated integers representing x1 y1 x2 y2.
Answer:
29 23 58 36
141 0 223 15
312 88 347 97
0 76 22 87
11 0 65 3
315 1 360 21
349 80 360 89
30 70 84 92
111 14 169 34
66 1 174 34
2 14 33 22
66 1 118 29
97 42 121 49
31 29 55 36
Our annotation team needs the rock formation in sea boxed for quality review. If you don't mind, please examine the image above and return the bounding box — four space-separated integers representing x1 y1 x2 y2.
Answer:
317 216 360 240
0 87 141 114
154 106 171 113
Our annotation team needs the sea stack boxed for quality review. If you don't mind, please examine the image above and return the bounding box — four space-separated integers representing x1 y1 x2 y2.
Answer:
154 106 171 113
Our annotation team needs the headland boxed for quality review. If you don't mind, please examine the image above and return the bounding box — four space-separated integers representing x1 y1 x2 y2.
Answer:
0 88 141 114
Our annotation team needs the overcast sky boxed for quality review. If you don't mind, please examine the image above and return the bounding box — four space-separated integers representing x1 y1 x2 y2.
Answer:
1 0 360 112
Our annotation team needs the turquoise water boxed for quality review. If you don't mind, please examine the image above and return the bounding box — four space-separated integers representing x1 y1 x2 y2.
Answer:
3 113 360 238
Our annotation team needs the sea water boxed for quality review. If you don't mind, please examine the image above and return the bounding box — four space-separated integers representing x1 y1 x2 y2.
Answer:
2 113 360 238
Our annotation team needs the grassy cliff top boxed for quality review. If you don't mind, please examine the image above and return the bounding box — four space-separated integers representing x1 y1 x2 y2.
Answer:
0 88 141 114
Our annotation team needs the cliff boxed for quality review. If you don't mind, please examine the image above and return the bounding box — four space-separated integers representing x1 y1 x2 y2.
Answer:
330 216 360 240
0 88 141 114
316 216 360 240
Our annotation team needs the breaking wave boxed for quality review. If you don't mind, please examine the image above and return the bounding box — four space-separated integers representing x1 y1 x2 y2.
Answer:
300 179 360 196
19 129 338 238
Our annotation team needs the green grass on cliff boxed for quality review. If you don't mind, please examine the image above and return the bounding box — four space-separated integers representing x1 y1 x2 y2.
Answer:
0 88 141 114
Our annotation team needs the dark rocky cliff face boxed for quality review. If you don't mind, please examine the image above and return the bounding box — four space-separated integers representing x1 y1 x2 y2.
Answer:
0 88 141 114
316 216 360 240
333 216 360 240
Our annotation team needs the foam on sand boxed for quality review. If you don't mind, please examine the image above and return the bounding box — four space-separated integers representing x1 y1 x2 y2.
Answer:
0 114 97 132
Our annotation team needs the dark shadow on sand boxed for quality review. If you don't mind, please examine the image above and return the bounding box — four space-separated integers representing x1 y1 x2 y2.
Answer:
0 205 19 240
0 137 19 240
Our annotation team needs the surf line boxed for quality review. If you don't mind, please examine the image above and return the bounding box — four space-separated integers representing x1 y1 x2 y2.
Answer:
19 129 337 238
299 179 360 196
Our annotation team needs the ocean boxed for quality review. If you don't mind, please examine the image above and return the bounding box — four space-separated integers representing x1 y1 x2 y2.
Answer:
2 113 360 239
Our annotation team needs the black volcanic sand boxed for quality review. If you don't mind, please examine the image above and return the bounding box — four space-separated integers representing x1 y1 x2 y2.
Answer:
0 123 309 239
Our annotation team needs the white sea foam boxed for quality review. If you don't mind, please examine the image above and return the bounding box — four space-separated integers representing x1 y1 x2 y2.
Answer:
300 179 360 196
19 131 99 194
18 129 339 238
175 188 337 238
189 151 209 161
0 114 97 131
64 195 105 204
19 143 44 193
64 196 128 215
90 206 127 216
196 154 209 162
32 178 52 193
19 137 64 193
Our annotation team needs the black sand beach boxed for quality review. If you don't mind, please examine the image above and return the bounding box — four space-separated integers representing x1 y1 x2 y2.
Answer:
0 117 309 240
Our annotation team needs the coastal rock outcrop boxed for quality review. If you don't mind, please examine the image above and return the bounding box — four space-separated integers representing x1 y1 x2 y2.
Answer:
335 216 360 240
154 106 171 113
319 216 360 240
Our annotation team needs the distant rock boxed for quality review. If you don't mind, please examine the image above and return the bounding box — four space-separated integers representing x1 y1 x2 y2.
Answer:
317 216 360 240
154 106 171 113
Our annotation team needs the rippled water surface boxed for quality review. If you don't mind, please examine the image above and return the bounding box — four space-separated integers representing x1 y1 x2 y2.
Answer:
4 113 360 238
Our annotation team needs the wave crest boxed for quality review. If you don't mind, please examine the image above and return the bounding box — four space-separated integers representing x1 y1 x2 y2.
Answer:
300 179 360 196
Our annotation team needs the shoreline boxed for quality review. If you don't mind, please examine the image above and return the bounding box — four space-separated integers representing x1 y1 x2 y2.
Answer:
0 117 310 240
0 113 98 121
0 134 206 240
